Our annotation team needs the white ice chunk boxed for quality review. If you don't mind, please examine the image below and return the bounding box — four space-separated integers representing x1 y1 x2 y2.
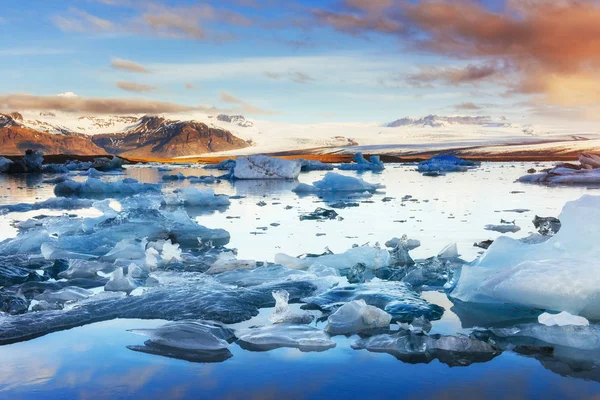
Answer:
128 321 231 350
484 224 521 233
236 324 336 352
54 177 160 197
437 243 459 259
165 187 230 207
538 311 589 327
233 155 301 180
325 299 392 335
104 267 137 292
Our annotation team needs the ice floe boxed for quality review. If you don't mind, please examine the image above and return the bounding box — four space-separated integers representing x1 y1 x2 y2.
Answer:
269 289 314 324
325 299 392 334
233 155 301 180
293 172 384 194
236 324 336 352
417 154 479 175
337 153 384 171
54 178 161 197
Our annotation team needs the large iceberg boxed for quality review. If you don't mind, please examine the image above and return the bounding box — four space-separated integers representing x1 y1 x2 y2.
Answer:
236 324 336 352
338 153 384 171
417 154 479 174
128 320 235 351
233 155 301 180
451 195 600 319
293 172 384 194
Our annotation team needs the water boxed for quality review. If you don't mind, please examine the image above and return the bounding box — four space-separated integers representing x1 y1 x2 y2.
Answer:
0 162 599 399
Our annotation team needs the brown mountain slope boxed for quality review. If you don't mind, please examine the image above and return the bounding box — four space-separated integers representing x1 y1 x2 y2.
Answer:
0 114 107 156
91 116 249 158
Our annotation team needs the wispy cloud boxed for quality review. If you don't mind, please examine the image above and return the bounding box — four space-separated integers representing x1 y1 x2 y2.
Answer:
220 91 279 115
407 63 506 87
116 81 156 92
454 102 482 111
111 58 150 73
52 8 113 33
265 70 316 84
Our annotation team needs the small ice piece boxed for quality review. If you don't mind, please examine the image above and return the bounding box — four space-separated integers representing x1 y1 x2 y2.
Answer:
325 300 392 335
347 263 374 284
385 236 420 251
204 159 236 171
173 187 230 207
127 263 148 279
538 311 589 327
397 316 432 334
233 155 301 180
58 260 114 279
104 267 137 292
269 290 314 324
484 224 521 233
91 156 125 172
337 153 384 171
299 207 338 221
34 286 93 303
161 240 182 264
162 173 186 181
533 216 561 236
275 245 391 271
490 324 600 350
293 172 384 193
128 320 234 350
205 252 257 275
41 243 95 260
0 197 95 215
417 154 479 174
102 238 147 262
299 159 334 172
236 324 336 352
54 178 161 197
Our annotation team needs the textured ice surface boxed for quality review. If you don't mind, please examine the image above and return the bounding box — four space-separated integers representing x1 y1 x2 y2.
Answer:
299 159 334 171
104 267 137 292
293 172 384 193
452 195 600 319
236 324 336 352
0 197 95 215
539 311 589 327
417 154 479 174
34 286 93 303
0 278 317 344
275 245 390 271
302 281 444 322
165 187 230 207
519 156 600 184
325 299 392 334
205 252 257 275
490 324 600 350
54 178 161 197
233 155 301 180
338 153 384 171
128 320 235 350
269 290 314 324
353 330 499 366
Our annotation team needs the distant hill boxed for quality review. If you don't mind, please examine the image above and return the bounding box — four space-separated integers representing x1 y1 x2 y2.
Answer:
386 115 511 128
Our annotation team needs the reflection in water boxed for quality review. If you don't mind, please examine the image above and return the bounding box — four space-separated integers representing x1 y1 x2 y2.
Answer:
127 342 233 363
233 179 297 197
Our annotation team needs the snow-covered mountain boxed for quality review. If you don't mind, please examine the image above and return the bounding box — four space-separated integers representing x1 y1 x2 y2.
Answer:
386 115 512 128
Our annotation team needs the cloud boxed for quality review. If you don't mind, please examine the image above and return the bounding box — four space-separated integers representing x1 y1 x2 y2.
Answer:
220 92 243 104
52 8 113 33
454 102 482 111
0 93 200 114
343 0 394 13
116 81 156 92
265 70 315 84
219 91 279 115
311 9 404 35
111 58 150 73
185 82 196 90
407 63 505 87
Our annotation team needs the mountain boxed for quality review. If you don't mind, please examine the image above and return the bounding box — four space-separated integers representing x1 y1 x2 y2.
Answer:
91 115 249 158
0 113 250 158
0 113 107 156
386 115 512 128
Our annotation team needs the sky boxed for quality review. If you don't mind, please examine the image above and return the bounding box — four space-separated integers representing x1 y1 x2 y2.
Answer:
0 0 599 125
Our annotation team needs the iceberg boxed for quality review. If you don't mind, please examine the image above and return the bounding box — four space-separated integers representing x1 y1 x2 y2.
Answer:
91 156 125 172
54 178 161 197
302 281 444 322
233 155 301 180
204 159 236 171
236 324 336 352
205 252 257 275
34 286 93 303
519 158 600 185
489 324 600 350
417 154 479 174
128 320 235 351
274 245 390 271
338 153 384 171
484 224 521 233
269 290 314 324
166 187 230 207
293 172 384 194
352 331 499 366
325 299 392 335
104 267 137 293
451 195 600 319
0 157 13 173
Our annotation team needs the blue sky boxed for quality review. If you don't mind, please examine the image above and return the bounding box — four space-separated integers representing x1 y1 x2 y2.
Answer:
0 0 596 124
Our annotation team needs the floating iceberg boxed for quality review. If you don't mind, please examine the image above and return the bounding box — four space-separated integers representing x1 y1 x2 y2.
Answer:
299 207 339 221
352 330 499 366
54 178 161 197
325 299 392 335
236 324 336 352
0 197 94 215
299 159 334 172
519 154 600 185
488 324 600 350
204 159 236 171
0 157 13 173
417 154 479 174
91 156 125 172
451 195 600 319
233 155 301 180
128 320 235 351
104 267 137 292
484 224 521 233
269 290 314 324
275 245 390 271
338 153 384 171
293 172 384 194
302 281 444 322
164 187 230 207
34 286 93 303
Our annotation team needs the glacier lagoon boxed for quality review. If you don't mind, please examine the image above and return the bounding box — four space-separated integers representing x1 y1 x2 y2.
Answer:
0 161 599 399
